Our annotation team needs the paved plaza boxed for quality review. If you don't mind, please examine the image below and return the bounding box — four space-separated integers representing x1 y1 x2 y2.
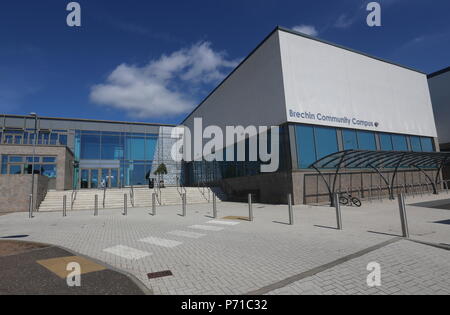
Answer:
0 193 449 295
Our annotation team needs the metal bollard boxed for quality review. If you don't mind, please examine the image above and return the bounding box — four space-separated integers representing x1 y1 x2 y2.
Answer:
94 195 98 216
369 186 373 203
378 186 382 202
63 195 67 217
182 193 187 217
333 193 343 230
29 194 33 219
151 193 156 216
248 194 253 222
446 181 449 195
397 193 409 238
288 194 294 225
213 195 217 219
124 194 128 216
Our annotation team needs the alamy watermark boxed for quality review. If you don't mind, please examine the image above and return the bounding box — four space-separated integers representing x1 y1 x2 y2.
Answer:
367 262 382 287
367 2 382 27
171 118 280 173
66 262 81 287
66 2 81 27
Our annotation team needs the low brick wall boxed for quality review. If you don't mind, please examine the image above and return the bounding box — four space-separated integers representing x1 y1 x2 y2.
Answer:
0 175 49 213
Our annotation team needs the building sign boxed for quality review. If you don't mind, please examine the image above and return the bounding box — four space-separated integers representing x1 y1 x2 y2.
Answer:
289 110 379 129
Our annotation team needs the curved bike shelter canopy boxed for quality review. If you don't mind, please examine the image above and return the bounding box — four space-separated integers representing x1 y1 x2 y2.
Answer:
309 150 450 204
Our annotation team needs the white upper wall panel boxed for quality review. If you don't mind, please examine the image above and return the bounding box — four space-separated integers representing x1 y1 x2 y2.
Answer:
183 31 286 130
279 30 437 138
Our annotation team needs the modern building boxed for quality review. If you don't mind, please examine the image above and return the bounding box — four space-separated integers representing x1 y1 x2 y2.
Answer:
1 26 449 211
0 115 180 190
182 27 443 204
428 66 450 179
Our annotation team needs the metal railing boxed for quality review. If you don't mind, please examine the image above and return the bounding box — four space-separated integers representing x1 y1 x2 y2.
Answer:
176 176 186 197
197 180 211 203
335 179 442 205
154 181 162 205
102 185 107 208
130 184 135 208
71 184 78 210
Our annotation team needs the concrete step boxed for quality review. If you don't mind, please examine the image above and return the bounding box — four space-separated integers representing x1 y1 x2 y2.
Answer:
39 187 227 211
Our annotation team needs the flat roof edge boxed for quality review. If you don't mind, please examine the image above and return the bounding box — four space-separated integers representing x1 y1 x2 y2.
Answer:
428 66 450 79
0 114 176 128
277 26 426 75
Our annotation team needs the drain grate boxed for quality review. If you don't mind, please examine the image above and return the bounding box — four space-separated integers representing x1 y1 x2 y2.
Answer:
147 270 173 280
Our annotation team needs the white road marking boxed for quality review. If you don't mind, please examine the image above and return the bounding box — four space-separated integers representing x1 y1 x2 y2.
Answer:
207 220 240 226
103 245 151 260
188 225 225 232
167 230 206 239
139 237 183 248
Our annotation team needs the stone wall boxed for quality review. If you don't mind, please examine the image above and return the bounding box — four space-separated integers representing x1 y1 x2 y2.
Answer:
217 169 442 206
0 144 74 190
300 169 440 205
0 175 49 213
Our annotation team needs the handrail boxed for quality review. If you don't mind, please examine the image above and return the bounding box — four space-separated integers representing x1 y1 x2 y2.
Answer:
197 179 211 203
102 185 107 208
176 176 187 197
130 184 135 207
71 183 78 210
153 181 162 205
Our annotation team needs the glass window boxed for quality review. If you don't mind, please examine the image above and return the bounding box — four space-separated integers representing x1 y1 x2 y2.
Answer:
379 133 393 151
125 135 145 160
59 134 68 145
295 125 316 169
410 136 422 152
80 135 101 159
343 130 358 150
145 138 157 161
43 157 56 163
29 133 36 145
23 132 29 145
50 133 58 145
357 131 376 150
5 135 13 144
10 156 23 162
101 135 123 160
1 156 7 174
392 135 408 151
420 137 434 152
40 133 49 145
128 164 147 186
41 165 57 178
26 157 40 163
315 127 338 160
9 165 22 174
14 135 22 144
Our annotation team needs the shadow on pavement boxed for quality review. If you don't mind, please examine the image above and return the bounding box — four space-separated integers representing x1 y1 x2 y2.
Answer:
0 240 147 295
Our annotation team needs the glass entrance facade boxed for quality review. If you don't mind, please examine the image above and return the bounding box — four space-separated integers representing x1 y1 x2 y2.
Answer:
74 129 176 188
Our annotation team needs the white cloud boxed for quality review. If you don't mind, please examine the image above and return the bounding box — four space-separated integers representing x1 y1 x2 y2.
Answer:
292 25 319 36
334 14 357 29
90 42 239 119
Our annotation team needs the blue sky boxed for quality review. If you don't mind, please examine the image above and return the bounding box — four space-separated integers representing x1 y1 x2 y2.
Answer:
0 0 449 124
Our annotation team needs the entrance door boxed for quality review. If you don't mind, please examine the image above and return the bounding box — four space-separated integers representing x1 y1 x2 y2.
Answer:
80 168 120 189
101 168 120 188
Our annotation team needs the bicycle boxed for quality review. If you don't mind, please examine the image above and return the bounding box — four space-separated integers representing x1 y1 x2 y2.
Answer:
339 193 362 207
